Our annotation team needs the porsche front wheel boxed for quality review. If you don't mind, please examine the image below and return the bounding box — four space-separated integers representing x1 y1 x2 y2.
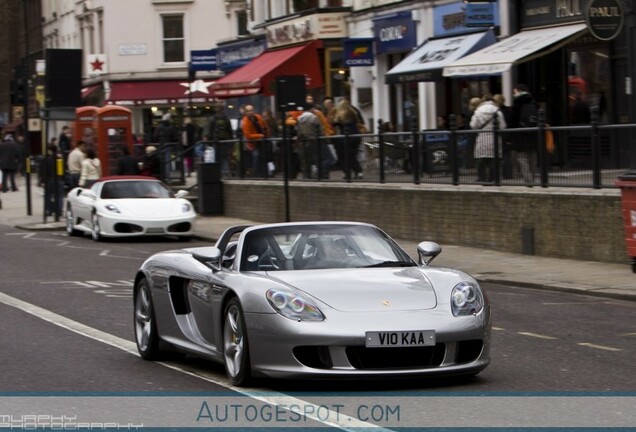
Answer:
134 279 162 360
223 298 251 386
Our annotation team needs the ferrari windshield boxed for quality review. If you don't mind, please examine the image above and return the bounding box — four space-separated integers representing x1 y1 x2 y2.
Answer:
240 224 415 271
99 181 174 199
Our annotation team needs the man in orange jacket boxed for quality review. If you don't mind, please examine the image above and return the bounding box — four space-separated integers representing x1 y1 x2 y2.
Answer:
241 105 270 177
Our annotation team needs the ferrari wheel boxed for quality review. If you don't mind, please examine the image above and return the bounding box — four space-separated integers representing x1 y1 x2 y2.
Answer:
91 212 102 241
134 278 162 360
65 206 81 237
223 298 251 386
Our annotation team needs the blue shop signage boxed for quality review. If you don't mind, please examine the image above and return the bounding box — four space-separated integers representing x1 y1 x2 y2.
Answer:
434 1 500 36
343 38 374 66
465 2 495 27
373 11 416 54
190 49 217 71
216 38 267 72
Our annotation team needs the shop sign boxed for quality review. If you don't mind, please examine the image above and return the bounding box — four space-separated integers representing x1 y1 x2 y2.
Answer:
373 11 417 54
465 3 495 27
216 38 267 72
343 39 374 67
521 0 586 28
585 0 624 41
190 49 217 72
265 12 347 48
434 2 500 37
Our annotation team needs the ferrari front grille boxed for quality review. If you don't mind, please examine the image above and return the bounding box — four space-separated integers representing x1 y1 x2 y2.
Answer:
113 223 143 233
168 222 192 233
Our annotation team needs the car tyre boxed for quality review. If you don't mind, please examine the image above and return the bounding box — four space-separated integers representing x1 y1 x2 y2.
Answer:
91 212 102 241
134 278 163 360
223 297 251 386
65 206 81 237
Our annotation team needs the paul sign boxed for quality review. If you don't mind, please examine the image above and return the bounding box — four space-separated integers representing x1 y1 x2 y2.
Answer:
585 0 624 41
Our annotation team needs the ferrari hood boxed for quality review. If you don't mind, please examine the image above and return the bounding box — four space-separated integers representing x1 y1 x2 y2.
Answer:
268 267 437 312
101 199 190 217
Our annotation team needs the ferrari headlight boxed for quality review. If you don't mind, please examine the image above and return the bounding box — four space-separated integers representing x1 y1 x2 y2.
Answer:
266 289 324 321
451 282 484 316
104 204 121 213
182 203 192 213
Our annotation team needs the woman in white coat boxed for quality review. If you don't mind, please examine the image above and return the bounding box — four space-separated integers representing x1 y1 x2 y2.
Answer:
470 94 506 183
79 147 102 188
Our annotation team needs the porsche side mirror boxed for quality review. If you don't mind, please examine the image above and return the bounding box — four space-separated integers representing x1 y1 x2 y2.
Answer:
192 247 222 271
175 190 188 199
417 241 441 265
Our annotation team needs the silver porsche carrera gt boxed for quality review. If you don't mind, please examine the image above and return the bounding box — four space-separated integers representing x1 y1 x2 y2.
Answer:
133 222 491 386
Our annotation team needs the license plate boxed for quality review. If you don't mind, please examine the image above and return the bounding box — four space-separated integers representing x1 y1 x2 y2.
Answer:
365 330 436 348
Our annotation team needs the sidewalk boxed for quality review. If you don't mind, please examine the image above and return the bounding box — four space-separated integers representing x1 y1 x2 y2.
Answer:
1 175 634 301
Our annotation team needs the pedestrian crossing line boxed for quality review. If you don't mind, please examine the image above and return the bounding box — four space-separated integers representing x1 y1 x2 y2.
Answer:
577 342 622 352
517 332 557 340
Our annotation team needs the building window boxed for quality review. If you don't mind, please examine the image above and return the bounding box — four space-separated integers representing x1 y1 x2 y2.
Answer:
237 10 248 36
162 14 185 63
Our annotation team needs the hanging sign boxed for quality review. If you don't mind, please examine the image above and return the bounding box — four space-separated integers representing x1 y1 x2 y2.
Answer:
585 0 624 41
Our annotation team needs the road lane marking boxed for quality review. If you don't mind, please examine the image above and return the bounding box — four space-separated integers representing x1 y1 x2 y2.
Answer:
517 332 557 340
620 332 636 337
577 343 622 352
0 291 385 431
492 327 505 331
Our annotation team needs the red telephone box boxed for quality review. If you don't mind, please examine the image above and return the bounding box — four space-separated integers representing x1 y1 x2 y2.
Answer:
74 106 99 149
94 106 134 175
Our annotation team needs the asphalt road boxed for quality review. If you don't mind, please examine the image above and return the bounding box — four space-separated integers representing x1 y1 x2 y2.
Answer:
1 225 635 428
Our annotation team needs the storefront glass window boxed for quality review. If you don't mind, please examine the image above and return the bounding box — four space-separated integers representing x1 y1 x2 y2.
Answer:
567 43 610 124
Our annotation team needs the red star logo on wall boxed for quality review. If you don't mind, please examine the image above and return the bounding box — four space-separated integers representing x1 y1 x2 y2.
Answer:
90 58 104 71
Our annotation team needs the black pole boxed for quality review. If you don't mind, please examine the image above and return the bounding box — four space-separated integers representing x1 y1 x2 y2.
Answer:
493 113 501 186
377 119 385 184
22 0 32 215
449 114 459 186
280 110 290 222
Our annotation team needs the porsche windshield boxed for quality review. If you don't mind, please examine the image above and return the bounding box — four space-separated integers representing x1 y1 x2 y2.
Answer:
100 181 174 199
241 224 415 271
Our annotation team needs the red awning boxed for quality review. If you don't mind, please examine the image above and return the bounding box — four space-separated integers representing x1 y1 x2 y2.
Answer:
81 85 100 99
106 79 216 106
212 41 324 98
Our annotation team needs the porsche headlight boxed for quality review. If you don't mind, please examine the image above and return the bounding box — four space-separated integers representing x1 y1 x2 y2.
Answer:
182 203 192 213
451 282 484 316
105 204 121 213
266 289 324 321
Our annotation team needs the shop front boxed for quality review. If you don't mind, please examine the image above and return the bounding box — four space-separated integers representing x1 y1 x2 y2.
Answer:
211 11 349 119
374 2 501 131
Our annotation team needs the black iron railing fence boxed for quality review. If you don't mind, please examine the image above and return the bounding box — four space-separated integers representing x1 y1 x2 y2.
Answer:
155 110 636 189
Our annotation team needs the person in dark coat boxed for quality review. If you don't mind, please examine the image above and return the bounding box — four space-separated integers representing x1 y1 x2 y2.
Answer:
38 143 65 217
116 145 140 175
0 133 21 192
140 145 161 179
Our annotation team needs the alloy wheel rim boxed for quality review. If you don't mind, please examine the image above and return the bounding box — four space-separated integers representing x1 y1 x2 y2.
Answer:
134 286 151 351
66 209 73 233
223 305 243 378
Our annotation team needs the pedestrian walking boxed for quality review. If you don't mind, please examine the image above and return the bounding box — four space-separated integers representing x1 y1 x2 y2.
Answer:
511 84 539 186
79 147 102 188
0 133 21 192
470 94 507 183
38 143 65 217
66 140 86 189
116 145 140 175
241 105 270 177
